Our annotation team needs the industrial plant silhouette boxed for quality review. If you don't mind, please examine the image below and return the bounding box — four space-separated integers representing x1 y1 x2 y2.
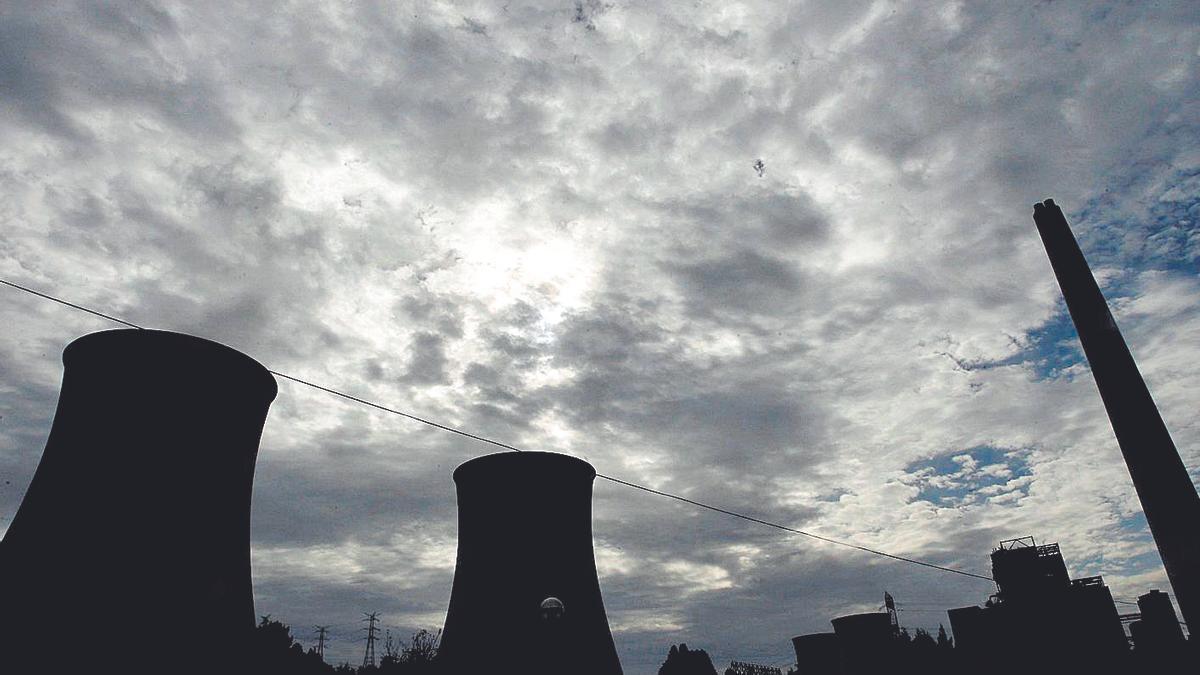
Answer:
0 200 1197 674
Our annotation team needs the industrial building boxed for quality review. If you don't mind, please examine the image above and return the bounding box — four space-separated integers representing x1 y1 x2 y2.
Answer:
790 633 838 675
1128 589 1189 670
1130 589 1186 648
724 660 783 675
948 537 1127 674
790 593 955 675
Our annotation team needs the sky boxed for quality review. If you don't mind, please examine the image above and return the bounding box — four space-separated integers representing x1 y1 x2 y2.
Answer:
1 1 1199 672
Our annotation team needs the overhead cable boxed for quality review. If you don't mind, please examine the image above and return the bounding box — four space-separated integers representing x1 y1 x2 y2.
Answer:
0 277 994 583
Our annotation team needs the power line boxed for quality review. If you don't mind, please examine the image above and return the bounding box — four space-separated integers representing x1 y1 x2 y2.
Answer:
268 371 521 453
595 474 992 581
0 279 143 329
0 277 994 583
0 277 518 453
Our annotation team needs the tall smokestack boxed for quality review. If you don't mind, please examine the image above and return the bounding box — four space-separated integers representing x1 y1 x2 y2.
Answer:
437 451 623 675
1032 199 1200 634
0 329 277 673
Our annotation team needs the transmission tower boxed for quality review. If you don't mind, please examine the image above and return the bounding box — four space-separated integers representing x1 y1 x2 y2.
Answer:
314 625 329 660
362 612 380 668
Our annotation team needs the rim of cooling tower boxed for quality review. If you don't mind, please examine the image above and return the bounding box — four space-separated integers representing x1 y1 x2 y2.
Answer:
63 328 278 403
453 450 597 483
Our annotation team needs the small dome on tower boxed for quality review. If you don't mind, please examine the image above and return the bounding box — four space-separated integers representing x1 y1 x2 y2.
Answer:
540 596 565 621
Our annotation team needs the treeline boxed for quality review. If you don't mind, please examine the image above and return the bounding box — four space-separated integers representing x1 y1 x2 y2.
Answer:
251 617 438 675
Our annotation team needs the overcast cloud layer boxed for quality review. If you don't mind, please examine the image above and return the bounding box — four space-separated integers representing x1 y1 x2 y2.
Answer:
2 1 1199 671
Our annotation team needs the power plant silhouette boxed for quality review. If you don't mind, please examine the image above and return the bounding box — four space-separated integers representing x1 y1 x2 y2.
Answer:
1033 199 1200 636
0 330 627 674
0 329 278 673
947 537 1128 674
437 451 624 675
0 196 1197 672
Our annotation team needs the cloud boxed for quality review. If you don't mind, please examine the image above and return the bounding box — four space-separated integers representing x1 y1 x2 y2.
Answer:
2 1 1199 671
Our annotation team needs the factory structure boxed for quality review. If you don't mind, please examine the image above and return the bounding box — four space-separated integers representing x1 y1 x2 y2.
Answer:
724 661 784 675
946 537 1167 674
782 200 1200 674
1033 199 1200 636
790 591 951 675
948 537 1126 669
786 537 1190 674
1 200 1198 674
0 328 628 675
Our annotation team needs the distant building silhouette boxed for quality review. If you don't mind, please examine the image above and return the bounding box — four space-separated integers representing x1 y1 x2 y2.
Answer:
830 612 893 675
790 594 955 675
1129 589 1187 669
0 329 277 674
725 660 782 675
1033 199 1200 635
436 451 623 675
947 537 1126 674
659 644 719 675
1133 590 1185 646
790 633 838 675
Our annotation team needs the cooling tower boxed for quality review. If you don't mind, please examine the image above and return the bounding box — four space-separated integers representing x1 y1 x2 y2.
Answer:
791 632 838 675
0 329 277 673
1033 199 1200 635
830 613 893 675
437 451 623 675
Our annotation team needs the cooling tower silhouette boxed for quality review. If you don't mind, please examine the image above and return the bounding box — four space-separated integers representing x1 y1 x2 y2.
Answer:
437 451 623 675
0 329 277 673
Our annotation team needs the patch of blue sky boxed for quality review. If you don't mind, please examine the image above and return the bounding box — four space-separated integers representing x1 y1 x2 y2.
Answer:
1118 511 1150 535
1074 548 1162 583
902 445 1033 506
1020 308 1086 379
1072 551 1105 575
1017 172 1200 381
1073 168 1200 275
1122 549 1165 572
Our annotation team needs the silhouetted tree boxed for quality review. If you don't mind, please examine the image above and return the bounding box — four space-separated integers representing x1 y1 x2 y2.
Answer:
403 629 440 664
936 624 953 650
891 624 956 675
912 628 935 647
250 615 335 674
376 629 440 674
659 643 719 675
910 627 938 664
381 630 401 669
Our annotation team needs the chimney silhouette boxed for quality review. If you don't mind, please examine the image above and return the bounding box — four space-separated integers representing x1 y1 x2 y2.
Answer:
1032 199 1200 635
437 451 623 675
0 329 277 673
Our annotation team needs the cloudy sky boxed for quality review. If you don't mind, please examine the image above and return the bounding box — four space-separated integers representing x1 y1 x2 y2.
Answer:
2 1 1199 671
